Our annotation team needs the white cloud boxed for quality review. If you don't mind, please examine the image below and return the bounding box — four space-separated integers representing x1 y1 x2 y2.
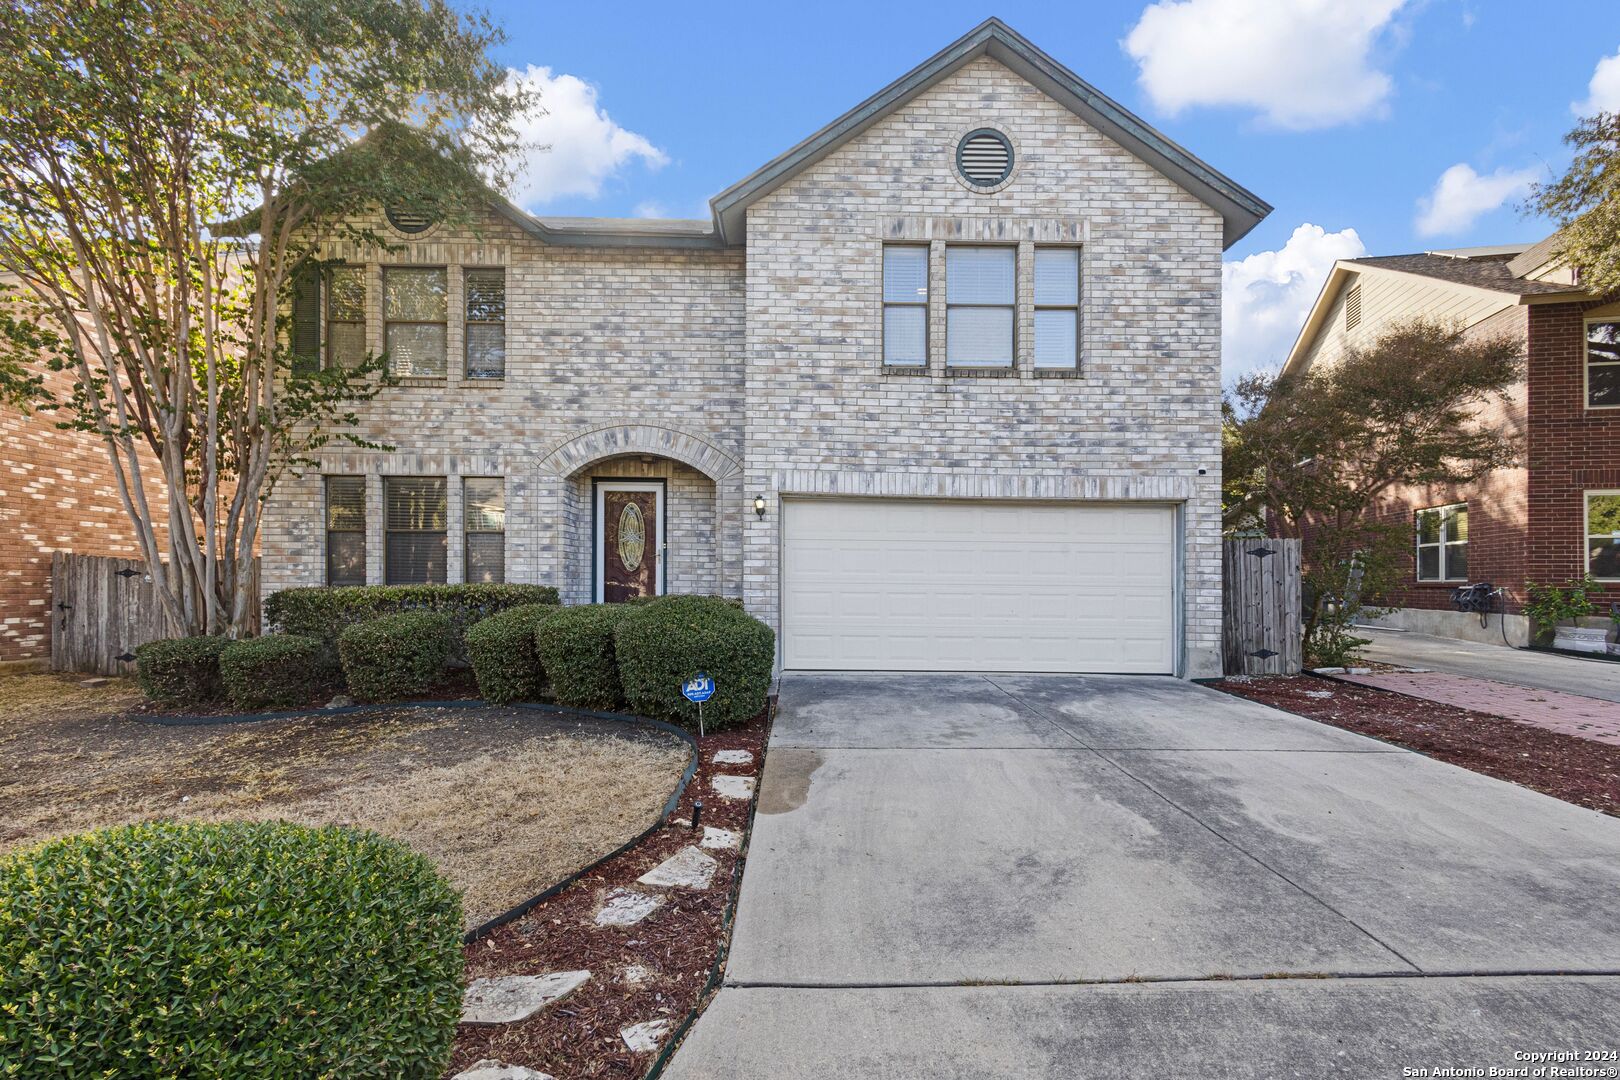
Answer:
1123 0 1408 129
1574 47 1620 116
505 65 667 208
1414 163 1537 237
1222 223 1365 379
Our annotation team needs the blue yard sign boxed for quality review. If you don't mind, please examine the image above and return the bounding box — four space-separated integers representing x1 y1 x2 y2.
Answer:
682 672 715 703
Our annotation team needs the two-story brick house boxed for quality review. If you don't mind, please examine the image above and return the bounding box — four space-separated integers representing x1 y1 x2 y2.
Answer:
259 19 1269 678
1284 235 1613 646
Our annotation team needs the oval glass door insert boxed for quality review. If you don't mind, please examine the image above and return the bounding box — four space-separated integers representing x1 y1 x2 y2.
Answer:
617 502 645 572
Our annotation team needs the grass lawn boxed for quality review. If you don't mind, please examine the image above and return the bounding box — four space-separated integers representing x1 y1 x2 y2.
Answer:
0 674 689 928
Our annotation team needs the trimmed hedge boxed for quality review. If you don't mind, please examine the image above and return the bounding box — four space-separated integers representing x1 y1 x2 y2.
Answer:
0 821 463 1078
133 635 229 705
614 595 774 730
219 634 331 710
337 611 453 702
465 602 556 704
533 604 633 710
264 583 560 656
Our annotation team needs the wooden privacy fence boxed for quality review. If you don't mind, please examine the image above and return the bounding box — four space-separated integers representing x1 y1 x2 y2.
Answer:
50 552 259 676
1222 538 1302 676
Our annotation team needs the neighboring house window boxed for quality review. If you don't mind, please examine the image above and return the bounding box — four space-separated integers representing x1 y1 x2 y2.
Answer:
464 477 506 583
1586 491 1620 579
289 265 365 373
465 268 506 379
1033 247 1080 370
946 246 1015 368
1415 504 1468 582
324 476 366 586
1586 320 1620 407
384 267 448 378
882 245 928 366
384 477 447 584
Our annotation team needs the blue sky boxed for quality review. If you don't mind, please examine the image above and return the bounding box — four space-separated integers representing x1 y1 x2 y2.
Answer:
474 0 1620 378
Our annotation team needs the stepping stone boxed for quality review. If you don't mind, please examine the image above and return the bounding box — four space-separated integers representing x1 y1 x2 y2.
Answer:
637 845 718 889
621 1018 673 1054
460 971 590 1025
700 826 741 851
453 1061 555 1080
711 774 755 800
712 749 754 765
595 888 663 927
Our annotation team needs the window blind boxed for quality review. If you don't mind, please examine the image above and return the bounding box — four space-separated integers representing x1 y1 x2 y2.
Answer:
384 268 448 378
384 477 447 584
946 247 1015 367
465 269 506 379
326 266 367 369
463 477 506 584
882 246 928 365
324 476 366 586
1033 248 1080 370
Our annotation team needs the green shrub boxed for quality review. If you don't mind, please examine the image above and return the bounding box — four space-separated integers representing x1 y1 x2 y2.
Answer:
465 602 555 704
337 611 452 702
133 635 229 705
1525 575 1600 638
264 583 560 657
614 594 774 730
533 604 633 709
218 634 331 710
0 821 463 1078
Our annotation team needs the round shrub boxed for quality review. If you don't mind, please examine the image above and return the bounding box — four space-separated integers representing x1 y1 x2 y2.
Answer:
465 602 555 704
614 594 775 730
0 821 464 1078
218 634 331 710
533 603 633 710
337 610 452 702
265 583 560 659
133 635 229 705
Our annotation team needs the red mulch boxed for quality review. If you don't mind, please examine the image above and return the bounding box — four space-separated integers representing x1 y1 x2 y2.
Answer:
1216 675 1620 818
445 706 768 1079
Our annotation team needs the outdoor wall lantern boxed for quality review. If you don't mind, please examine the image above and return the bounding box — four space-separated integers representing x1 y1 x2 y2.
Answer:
754 494 768 520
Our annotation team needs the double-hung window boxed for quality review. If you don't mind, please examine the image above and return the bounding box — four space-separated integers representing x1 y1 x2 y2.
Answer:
463 478 506 583
946 246 1015 368
1586 492 1620 579
465 268 506 379
1033 247 1080 370
384 268 448 378
289 265 366 373
1415 504 1468 582
1586 320 1620 407
384 477 448 584
882 245 929 366
324 476 366 586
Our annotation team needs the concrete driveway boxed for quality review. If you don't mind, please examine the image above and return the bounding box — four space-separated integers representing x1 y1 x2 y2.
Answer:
664 673 1620 1078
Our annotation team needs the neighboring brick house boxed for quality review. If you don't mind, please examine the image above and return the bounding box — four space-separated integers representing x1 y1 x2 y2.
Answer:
260 19 1269 677
1284 235 1613 646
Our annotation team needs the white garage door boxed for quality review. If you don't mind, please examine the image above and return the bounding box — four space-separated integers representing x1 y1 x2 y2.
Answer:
781 499 1177 674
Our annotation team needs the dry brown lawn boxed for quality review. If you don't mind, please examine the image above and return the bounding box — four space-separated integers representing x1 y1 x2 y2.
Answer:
0 675 688 927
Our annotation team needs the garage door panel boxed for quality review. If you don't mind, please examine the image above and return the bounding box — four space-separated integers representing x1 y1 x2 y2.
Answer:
782 499 1176 674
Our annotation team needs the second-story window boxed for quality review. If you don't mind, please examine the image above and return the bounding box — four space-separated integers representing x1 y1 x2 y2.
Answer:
384 267 448 378
946 246 1015 368
326 266 368 369
465 268 507 380
1033 247 1080 370
882 245 929 366
1587 320 1620 407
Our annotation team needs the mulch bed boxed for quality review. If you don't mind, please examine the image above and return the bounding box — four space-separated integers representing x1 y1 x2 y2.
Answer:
1216 674 1620 818
446 704 769 1080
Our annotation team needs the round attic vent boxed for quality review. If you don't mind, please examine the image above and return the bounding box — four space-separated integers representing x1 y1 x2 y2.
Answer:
385 204 436 234
956 128 1014 189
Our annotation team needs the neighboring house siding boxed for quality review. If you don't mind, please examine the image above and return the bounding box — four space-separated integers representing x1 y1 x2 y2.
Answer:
742 56 1226 673
1297 269 1517 376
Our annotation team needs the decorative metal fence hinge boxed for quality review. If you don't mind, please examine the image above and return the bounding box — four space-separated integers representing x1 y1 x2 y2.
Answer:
1249 648 1279 660
115 568 139 579
114 651 136 663
1246 546 1275 560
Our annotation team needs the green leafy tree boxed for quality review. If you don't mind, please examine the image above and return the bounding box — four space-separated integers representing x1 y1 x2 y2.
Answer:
0 0 533 637
1527 112 1620 298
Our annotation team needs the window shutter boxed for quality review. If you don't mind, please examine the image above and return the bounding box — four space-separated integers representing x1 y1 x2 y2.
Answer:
291 268 321 374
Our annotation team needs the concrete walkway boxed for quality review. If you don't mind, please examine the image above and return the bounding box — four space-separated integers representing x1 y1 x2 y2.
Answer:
1336 668 1620 746
664 673 1620 1078
1359 626 1620 702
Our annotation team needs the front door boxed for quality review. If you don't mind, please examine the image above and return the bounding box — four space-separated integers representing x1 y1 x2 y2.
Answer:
597 483 662 603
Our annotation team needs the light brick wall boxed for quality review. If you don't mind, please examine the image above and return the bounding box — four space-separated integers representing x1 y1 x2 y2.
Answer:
741 57 1226 675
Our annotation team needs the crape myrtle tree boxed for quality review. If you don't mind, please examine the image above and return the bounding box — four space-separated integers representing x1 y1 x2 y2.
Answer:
1222 320 1522 663
0 0 533 637
1528 111 1620 298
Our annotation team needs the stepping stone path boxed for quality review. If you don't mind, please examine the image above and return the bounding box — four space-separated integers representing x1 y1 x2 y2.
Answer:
700 826 741 851
452 1061 556 1080
711 774 755 800
595 887 664 927
621 1018 673 1054
461 971 590 1025
637 845 718 889
712 749 754 765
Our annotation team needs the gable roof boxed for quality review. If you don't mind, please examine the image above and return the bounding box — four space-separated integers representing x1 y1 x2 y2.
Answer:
709 18 1270 249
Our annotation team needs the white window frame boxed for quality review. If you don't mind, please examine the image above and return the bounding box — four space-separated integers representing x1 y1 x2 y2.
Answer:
1585 489 1620 581
1414 503 1468 583
1584 316 1620 410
